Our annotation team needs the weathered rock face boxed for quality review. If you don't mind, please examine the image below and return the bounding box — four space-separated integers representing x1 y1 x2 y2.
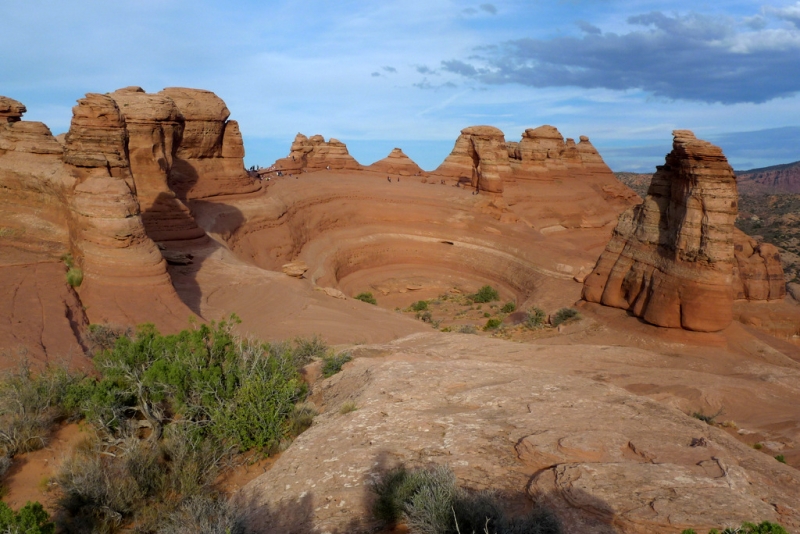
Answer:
274 133 362 172
109 87 205 243
430 125 509 193
241 336 800 534
65 93 193 328
159 87 259 199
365 148 424 176
733 229 786 301
583 131 739 332
0 96 26 123
0 96 73 256
509 126 609 175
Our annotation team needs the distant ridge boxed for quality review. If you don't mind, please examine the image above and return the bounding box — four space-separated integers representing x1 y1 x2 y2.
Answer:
736 159 800 194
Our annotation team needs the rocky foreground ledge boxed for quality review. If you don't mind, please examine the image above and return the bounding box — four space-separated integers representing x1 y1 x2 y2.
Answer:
240 334 800 534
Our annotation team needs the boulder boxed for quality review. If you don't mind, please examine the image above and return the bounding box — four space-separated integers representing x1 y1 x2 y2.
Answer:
582 130 739 332
109 88 206 242
0 96 26 123
159 87 260 199
282 260 308 277
430 125 510 193
365 148 424 176
274 133 362 172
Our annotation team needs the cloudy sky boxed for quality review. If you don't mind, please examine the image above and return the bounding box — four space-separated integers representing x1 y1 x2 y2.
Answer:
3 0 800 171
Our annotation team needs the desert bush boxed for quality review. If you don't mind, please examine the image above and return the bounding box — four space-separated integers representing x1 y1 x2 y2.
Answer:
285 403 317 438
484 318 502 331
456 325 477 335
682 521 788 534
0 455 11 478
524 308 547 329
500 302 516 313
292 335 328 367
411 300 429 312
0 363 81 457
65 268 83 288
85 323 132 354
355 292 377 305
551 308 578 326
339 401 357 415
692 408 724 425
372 465 561 534
417 311 433 323
0 500 54 534
470 285 499 303
156 495 244 534
322 352 353 378
775 454 786 463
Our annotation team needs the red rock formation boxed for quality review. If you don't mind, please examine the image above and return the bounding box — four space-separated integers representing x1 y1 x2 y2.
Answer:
583 130 739 332
109 87 205 243
0 96 73 256
159 87 259 199
365 148 424 176
509 126 610 176
274 133 362 172
733 229 786 301
65 93 193 328
737 160 800 194
430 125 510 193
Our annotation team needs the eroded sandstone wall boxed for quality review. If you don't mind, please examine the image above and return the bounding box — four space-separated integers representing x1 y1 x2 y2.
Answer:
274 133 362 172
583 131 741 331
160 87 260 199
430 125 510 193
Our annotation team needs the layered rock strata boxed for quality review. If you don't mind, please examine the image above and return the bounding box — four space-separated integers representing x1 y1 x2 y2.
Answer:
0 97 73 256
430 125 509 193
274 133 362 172
109 87 206 242
365 148 424 176
508 126 608 175
65 93 193 327
583 131 741 332
733 229 786 301
159 87 259 199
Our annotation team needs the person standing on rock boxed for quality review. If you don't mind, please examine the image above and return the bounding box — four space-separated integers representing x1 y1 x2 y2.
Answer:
387 176 391 183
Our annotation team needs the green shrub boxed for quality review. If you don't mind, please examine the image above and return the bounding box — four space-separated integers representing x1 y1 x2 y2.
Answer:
371 465 561 534
322 352 352 378
470 285 499 303
753 443 763 450
411 300 428 312
551 308 579 326
775 454 786 463
456 325 477 334
60 253 74 269
484 318 502 331
339 401 357 415
524 308 547 329
0 501 54 534
501 302 516 313
292 335 328 367
355 292 377 305
65 268 83 288
682 521 788 534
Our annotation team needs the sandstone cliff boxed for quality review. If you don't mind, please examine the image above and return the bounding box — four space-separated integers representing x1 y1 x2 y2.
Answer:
160 87 260 199
583 131 741 332
64 93 193 327
430 125 509 193
365 147 424 176
274 133 362 172
109 87 206 243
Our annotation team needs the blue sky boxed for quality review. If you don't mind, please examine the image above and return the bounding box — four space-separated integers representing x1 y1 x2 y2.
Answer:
3 0 800 172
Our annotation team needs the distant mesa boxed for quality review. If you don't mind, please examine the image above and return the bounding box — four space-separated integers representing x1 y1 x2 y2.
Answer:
366 148 425 176
583 130 786 332
274 133 362 172
736 160 800 194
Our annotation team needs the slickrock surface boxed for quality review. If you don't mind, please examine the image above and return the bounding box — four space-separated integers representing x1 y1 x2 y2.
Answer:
430 125 510 193
109 87 206 243
734 229 787 301
65 93 193 328
365 148 425 176
159 87 260 199
583 130 740 332
241 333 800 534
274 133 362 173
